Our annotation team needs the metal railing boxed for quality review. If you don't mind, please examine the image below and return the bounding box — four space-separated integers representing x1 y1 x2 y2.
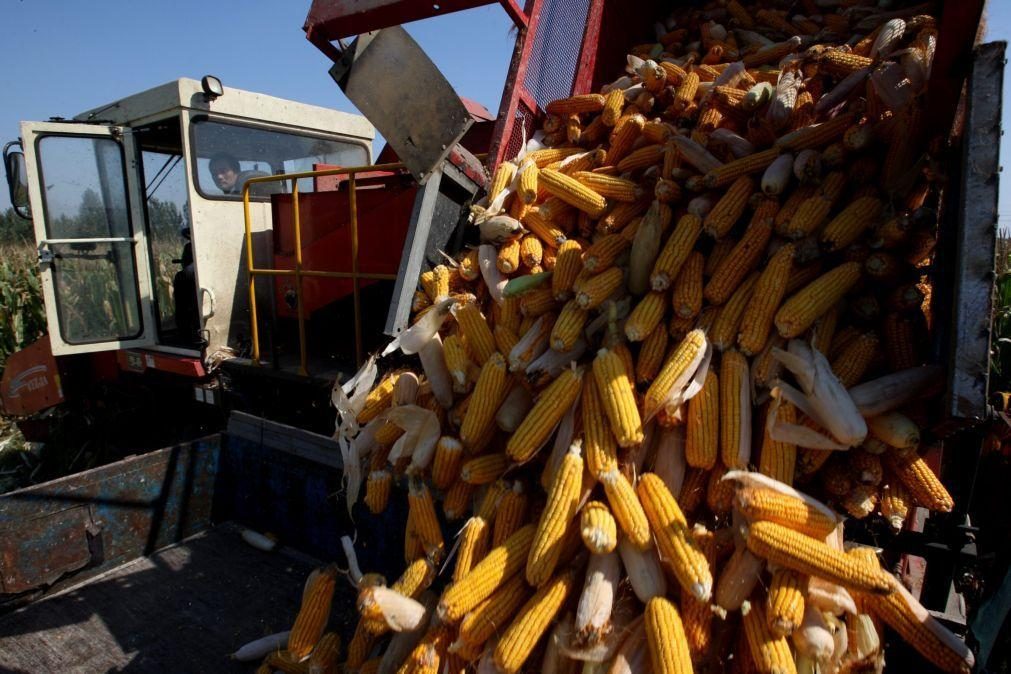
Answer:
241 163 404 374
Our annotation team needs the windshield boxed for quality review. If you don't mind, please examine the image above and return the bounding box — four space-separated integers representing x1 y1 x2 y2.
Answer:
190 118 369 200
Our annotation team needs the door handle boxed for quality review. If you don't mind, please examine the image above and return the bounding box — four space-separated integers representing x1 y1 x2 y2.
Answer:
200 287 215 320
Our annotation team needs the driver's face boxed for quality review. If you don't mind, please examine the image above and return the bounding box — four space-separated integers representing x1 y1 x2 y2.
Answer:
211 164 238 192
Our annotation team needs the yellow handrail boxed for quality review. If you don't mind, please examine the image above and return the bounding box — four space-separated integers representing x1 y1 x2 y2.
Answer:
241 162 405 373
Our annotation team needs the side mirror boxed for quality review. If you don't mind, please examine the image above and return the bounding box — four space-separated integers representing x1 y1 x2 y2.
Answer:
3 141 31 220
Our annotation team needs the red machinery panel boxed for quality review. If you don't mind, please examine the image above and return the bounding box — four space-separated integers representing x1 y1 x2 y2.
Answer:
269 173 418 318
0 336 64 416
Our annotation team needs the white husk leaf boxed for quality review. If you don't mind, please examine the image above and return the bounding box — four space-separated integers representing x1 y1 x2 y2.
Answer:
652 427 686 497
418 334 454 408
378 593 436 674
768 386 850 450
617 535 667 602
340 535 363 585
478 244 508 304
510 314 552 372
241 529 277 552
606 617 648 674
847 365 942 416
386 405 440 462
372 586 427 632
231 631 291 661
793 605 835 662
391 297 456 356
496 385 533 432
575 552 621 646
806 576 858 615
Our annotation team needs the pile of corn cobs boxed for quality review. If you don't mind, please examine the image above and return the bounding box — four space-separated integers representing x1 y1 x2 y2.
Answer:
254 2 978 673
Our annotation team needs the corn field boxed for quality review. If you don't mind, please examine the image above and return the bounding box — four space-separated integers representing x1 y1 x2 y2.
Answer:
0 242 46 374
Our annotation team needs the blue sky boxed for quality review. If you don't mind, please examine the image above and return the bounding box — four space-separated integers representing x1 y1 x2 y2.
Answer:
1 1 1009 230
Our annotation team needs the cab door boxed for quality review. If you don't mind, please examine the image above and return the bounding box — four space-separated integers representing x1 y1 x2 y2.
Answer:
20 122 156 355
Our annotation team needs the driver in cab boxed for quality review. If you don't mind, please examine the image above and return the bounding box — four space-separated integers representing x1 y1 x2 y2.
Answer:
209 153 281 197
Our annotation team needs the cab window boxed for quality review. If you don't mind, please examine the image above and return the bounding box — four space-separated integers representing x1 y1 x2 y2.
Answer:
190 119 369 200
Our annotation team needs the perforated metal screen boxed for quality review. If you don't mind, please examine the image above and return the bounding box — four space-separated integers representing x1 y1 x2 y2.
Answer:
523 0 592 109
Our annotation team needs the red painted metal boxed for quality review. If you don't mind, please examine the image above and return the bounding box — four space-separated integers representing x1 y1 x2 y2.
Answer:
488 0 543 168
0 336 64 417
270 175 417 318
116 350 206 378
497 0 528 28
303 0 502 44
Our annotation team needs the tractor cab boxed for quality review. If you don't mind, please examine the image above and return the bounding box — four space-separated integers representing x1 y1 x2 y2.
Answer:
4 77 374 364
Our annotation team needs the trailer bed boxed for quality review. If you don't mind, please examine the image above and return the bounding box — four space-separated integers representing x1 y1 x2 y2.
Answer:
0 523 323 673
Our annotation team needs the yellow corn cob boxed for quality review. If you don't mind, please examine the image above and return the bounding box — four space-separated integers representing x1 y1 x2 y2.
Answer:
519 235 543 269
443 334 472 394
625 291 667 342
703 148 780 189
831 332 879 387
493 568 579 674
398 625 452 674
643 328 707 419
582 233 628 274
745 521 892 593
679 467 708 518
617 144 665 173
820 196 884 252
552 239 583 300
767 568 805 638
265 651 310 674
492 326 519 363
455 574 530 651
499 295 522 332
357 372 398 425
438 523 536 622
497 238 521 274
636 323 668 387
526 442 583 586
703 237 736 279
432 438 467 491
775 262 862 338
404 505 424 561
637 473 713 601
364 469 392 514
741 596 796 674
600 194 651 234
704 206 775 305
518 161 539 205
519 286 557 318
881 480 911 531
820 50 873 77
776 112 856 152
680 526 714 663
581 376 619 478
810 303 840 356
551 299 589 352
539 168 607 217
374 419 405 447
669 251 703 319
458 247 481 282
461 453 509 485
574 171 640 202
344 620 377 671
884 311 919 371
455 302 496 365
645 596 694 674
752 334 786 389
651 214 703 291
601 87 625 126
523 207 568 249
720 349 751 470
711 270 760 351
306 631 341 674
644 120 672 144
546 93 606 116
780 172 847 240
580 500 618 553
412 290 432 315
575 266 624 310
605 113 646 165
408 477 445 561
774 183 817 233
703 175 755 239
493 481 528 547
757 402 797 485
421 265 451 302
506 367 583 462
885 450 954 512
459 352 508 452
487 161 518 204
855 550 973 674
289 565 338 659
685 369 718 470
672 71 701 114
737 243 794 355
454 516 490 582
736 486 837 539
593 348 644 447
600 466 651 549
